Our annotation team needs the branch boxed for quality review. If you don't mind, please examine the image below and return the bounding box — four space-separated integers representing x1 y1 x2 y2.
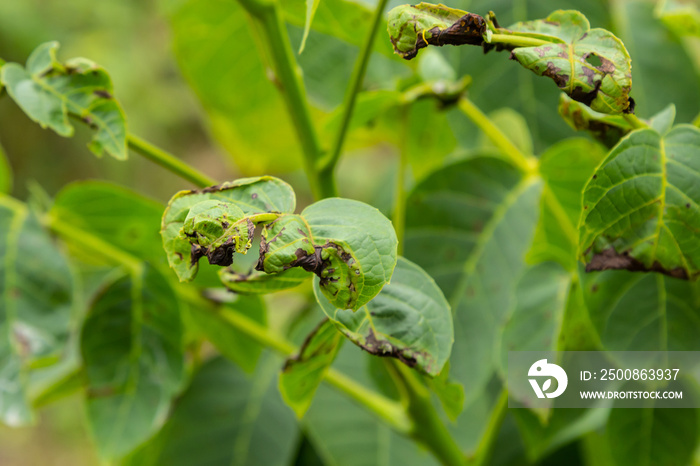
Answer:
393 361 468 466
470 389 508 466
457 97 537 173
239 0 331 199
127 134 216 188
319 0 391 179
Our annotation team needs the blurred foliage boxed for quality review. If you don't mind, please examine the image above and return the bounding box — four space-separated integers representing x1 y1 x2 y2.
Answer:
2 0 700 464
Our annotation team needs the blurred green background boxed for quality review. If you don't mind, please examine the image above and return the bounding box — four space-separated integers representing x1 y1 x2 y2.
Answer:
1 0 699 464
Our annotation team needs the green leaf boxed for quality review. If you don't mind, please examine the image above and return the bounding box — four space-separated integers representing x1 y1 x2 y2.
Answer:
581 269 700 351
528 138 606 270
648 104 677 135
558 94 633 147
220 267 310 294
426 361 464 421
161 176 295 282
0 197 73 426
507 10 633 114
513 407 610 462
82 266 184 458
580 125 700 279
313 257 452 376
498 262 571 406
387 3 486 60
165 0 305 173
186 294 266 373
258 198 397 310
281 0 397 59
606 388 698 466
304 344 441 466
280 318 344 417
0 42 128 160
52 181 164 264
404 156 542 398
299 0 321 53
657 0 700 38
124 355 299 466
618 1 699 121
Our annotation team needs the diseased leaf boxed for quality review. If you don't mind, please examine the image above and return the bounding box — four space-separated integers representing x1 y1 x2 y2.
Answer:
580 125 700 279
507 10 633 114
220 267 310 294
161 177 295 282
313 257 452 376
280 318 344 417
558 94 633 147
124 355 298 466
0 42 128 160
528 138 605 270
187 294 266 373
82 266 184 458
404 156 542 398
387 3 486 59
257 198 397 310
0 196 73 426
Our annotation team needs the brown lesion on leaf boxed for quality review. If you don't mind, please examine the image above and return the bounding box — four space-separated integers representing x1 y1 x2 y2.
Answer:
289 246 326 275
206 237 236 266
93 89 112 99
353 328 430 371
586 247 689 280
402 13 486 60
570 79 602 107
543 62 569 88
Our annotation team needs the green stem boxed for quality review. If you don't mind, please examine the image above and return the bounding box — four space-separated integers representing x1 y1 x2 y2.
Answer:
46 214 142 274
394 362 467 466
127 134 216 188
244 1 330 200
694 112 700 128
178 286 409 432
622 113 648 129
457 97 537 173
319 0 390 178
470 389 508 466
325 368 411 433
393 109 409 256
489 33 552 48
